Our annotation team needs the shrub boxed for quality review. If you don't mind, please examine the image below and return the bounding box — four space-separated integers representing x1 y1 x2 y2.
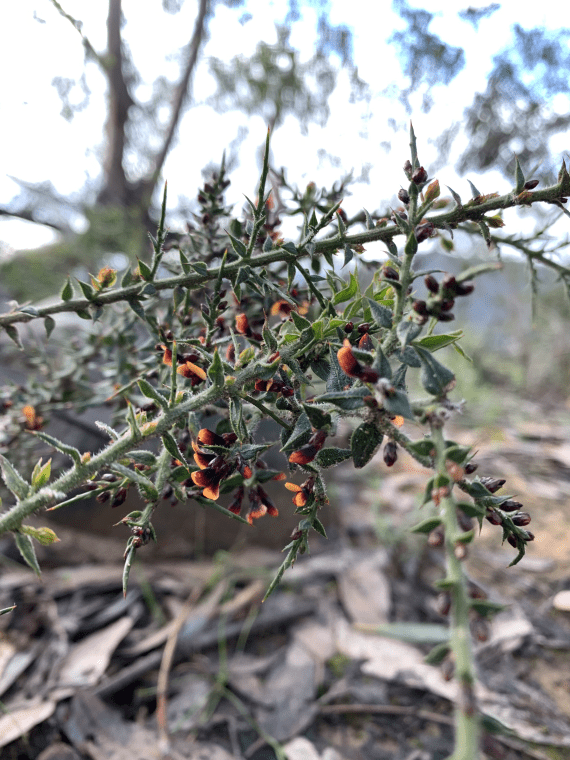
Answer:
1 125 569 758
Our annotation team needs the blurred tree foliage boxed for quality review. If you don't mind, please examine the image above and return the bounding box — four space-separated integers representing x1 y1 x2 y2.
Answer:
1 0 569 302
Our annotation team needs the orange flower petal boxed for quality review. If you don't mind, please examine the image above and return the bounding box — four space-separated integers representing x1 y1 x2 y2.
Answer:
293 492 308 507
392 415 404 428
247 504 267 524
162 347 173 366
203 484 220 500
177 361 207 380
285 482 302 492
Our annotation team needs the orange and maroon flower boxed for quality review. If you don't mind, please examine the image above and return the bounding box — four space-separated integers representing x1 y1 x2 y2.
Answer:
337 339 379 383
177 361 207 385
256 485 278 517
285 477 314 508
22 405 43 430
289 430 326 465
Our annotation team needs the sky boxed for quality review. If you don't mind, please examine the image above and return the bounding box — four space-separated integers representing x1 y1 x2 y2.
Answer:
0 0 566 258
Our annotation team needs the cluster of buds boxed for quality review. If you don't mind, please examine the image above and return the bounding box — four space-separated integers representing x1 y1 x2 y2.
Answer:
130 524 153 549
337 340 379 384
413 273 475 325
343 322 374 351
90 473 130 508
481 477 534 547
289 430 327 465
189 428 246 500
254 377 294 396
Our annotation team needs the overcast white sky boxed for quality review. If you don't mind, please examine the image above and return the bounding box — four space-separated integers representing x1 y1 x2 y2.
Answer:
0 0 565 256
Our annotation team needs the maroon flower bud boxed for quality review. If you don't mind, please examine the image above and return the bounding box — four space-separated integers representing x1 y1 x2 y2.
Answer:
454 280 474 296
440 299 455 312
523 530 535 541
437 312 455 322
441 274 457 294
524 179 539 190
479 477 507 493
511 512 531 526
413 300 429 316
424 275 439 293
507 534 518 548
96 491 110 503
162 484 173 500
398 188 410 205
403 160 413 179
499 500 523 512
382 265 400 281
357 322 371 334
383 440 398 467
457 510 473 532
485 510 502 525
464 462 478 474
344 321 354 333
415 222 435 243
111 488 128 508
101 473 118 483
412 166 428 184
358 333 373 351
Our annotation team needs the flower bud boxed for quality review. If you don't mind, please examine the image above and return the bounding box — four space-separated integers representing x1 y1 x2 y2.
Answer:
383 440 398 467
436 312 455 322
424 179 440 203
415 222 435 243
464 462 478 474
507 534 518 548
424 275 439 293
398 188 410 205
111 488 128 508
499 499 523 512
412 166 428 184
382 265 400 281
524 179 539 190
357 322 371 334
344 321 354 333
485 510 502 525
454 281 474 296
511 512 531 526
403 160 413 179
479 477 506 493
413 300 429 316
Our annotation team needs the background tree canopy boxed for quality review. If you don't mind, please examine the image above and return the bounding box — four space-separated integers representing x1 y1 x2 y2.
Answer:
0 0 568 301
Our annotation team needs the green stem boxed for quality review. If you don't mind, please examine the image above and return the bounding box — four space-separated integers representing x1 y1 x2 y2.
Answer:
430 423 480 760
294 260 327 309
242 394 292 430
